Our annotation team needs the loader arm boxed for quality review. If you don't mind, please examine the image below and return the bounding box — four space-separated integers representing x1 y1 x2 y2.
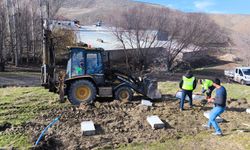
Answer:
110 70 161 100
41 18 57 92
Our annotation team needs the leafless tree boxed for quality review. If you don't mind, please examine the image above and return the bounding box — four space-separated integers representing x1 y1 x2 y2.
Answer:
110 6 172 73
158 13 228 71
0 2 7 69
0 0 66 68
111 6 228 73
52 28 76 60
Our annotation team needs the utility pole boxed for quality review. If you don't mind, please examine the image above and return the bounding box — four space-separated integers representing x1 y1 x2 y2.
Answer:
40 0 50 85
40 0 56 91
40 0 49 65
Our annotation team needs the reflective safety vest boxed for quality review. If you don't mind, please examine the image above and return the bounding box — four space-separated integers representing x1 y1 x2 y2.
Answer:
182 76 195 90
202 79 213 90
76 67 83 75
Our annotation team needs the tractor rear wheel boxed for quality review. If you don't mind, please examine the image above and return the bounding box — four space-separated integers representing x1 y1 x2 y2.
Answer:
114 86 133 101
68 80 96 105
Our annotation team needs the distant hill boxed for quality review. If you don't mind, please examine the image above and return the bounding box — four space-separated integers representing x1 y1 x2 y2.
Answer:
209 14 250 59
58 0 171 25
57 0 250 60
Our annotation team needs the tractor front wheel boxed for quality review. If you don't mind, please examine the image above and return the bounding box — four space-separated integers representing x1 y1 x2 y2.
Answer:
68 80 96 105
114 86 133 101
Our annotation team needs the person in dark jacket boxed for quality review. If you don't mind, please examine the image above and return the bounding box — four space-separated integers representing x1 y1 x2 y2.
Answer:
179 70 197 111
202 78 227 136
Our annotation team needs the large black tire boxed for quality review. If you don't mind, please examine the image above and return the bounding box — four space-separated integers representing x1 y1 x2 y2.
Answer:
241 80 246 85
68 80 96 105
114 86 133 101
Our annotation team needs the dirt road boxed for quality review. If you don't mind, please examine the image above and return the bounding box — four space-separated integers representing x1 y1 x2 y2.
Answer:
0 72 40 87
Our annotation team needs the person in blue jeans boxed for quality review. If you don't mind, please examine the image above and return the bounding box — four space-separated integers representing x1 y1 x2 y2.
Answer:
203 78 227 136
179 70 197 111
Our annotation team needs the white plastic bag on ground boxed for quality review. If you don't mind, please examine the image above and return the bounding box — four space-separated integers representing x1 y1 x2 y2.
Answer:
175 91 206 101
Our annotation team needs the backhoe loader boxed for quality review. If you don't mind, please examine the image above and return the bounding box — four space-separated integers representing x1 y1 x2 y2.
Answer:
41 46 161 105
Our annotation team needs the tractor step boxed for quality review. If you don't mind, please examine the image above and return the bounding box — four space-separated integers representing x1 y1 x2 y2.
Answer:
99 87 113 97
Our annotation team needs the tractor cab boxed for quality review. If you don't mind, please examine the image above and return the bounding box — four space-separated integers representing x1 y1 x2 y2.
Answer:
66 47 104 79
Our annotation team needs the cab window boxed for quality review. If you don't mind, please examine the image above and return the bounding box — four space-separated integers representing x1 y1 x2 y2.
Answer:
71 50 85 76
86 53 103 74
239 69 243 76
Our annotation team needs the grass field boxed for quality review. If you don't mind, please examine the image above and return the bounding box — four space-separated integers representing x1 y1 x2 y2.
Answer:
118 132 250 150
0 87 69 148
0 82 249 148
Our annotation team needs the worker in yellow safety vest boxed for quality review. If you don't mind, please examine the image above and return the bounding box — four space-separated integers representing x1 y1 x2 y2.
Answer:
75 60 85 76
199 79 215 99
179 70 197 111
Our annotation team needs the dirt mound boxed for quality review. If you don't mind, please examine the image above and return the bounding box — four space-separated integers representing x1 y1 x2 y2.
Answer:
19 97 249 149
25 98 206 149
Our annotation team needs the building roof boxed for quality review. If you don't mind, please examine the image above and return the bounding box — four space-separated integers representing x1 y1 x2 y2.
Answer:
76 26 126 50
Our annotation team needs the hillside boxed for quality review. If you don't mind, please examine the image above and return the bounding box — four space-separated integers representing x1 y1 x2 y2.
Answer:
58 0 170 25
209 14 250 60
58 0 250 62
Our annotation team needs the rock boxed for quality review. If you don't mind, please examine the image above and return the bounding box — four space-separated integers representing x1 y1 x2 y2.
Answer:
81 121 96 136
146 115 165 129
246 108 250 114
95 102 102 108
141 99 153 106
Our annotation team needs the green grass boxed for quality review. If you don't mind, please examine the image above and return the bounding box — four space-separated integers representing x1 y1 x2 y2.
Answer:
0 87 70 148
0 87 68 126
118 132 250 150
159 81 250 100
0 134 31 148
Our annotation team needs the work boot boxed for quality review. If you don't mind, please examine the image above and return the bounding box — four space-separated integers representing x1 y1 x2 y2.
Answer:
202 124 210 130
212 132 223 136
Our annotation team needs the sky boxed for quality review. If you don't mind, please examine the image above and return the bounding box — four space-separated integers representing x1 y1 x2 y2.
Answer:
136 0 250 14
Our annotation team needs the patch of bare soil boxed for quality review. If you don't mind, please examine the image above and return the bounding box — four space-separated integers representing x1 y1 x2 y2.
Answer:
19 96 249 149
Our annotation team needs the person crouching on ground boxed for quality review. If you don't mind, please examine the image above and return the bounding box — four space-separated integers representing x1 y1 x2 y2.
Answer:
179 70 197 111
199 79 215 99
203 78 227 136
